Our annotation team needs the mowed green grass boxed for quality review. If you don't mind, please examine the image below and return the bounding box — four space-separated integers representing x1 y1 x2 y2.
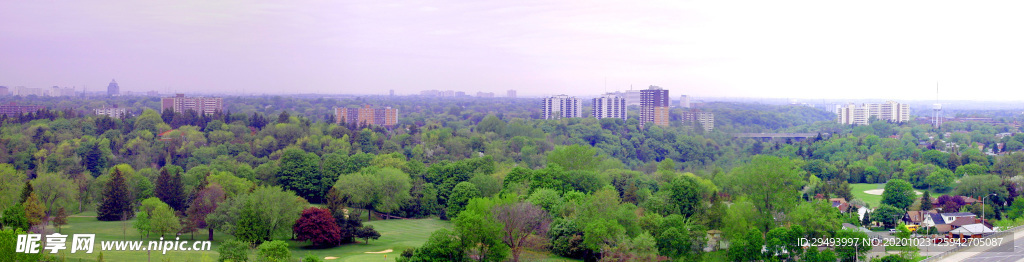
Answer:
48 211 576 262
52 211 449 262
850 183 885 208
850 183 931 208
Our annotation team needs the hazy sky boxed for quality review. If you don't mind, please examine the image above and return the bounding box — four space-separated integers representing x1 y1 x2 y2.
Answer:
3 1 1024 100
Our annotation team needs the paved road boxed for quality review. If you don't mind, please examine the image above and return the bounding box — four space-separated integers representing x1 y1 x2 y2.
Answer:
944 231 1024 262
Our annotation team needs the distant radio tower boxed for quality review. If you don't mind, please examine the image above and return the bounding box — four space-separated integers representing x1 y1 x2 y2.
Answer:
933 82 942 128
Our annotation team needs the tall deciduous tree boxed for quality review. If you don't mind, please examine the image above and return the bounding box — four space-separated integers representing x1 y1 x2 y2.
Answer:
881 179 915 210
278 148 324 202
492 202 551 262
186 183 225 241
294 207 342 247
97 168 131 221
32 172 78 217
546 145 602 171
733 155 805 233
0 165 26 212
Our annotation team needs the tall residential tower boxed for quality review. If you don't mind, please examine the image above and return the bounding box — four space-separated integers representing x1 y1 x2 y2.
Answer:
640 86 669 127
541 95 581 119
593 93 627 120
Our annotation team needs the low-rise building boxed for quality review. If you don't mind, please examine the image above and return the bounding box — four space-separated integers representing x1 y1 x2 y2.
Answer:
95 106 130 118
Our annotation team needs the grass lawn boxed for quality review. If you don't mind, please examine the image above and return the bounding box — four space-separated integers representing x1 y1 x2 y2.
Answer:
850 183 942 208
47 210 578 262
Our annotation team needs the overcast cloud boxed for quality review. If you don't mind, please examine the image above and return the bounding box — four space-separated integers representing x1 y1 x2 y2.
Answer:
2 1 1023 100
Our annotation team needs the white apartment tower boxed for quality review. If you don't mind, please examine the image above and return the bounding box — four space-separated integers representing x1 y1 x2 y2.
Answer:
836 101 910 125
593 93 627 120
542 95 581 119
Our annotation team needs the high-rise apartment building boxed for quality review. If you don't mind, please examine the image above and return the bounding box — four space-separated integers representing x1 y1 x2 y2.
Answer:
335 105 398 127
161 94 224 115
682 109 714 132
640 86 670 127
836 101 910 125
593 93 627 120
679 95 690 108
477 92 495 98
507 90 517 98
107 79 119 96
541 95 581 119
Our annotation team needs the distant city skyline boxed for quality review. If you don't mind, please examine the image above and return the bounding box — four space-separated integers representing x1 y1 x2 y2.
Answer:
3 1 1024 100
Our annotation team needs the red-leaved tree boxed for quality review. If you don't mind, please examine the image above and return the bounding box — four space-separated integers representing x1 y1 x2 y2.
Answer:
185 183 226 240
294 207 342 247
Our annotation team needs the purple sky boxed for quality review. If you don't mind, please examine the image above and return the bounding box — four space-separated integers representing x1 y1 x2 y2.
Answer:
2 1 1024 100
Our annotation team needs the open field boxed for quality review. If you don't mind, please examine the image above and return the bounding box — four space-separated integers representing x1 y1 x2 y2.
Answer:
850 183 944 209
48 211 576 261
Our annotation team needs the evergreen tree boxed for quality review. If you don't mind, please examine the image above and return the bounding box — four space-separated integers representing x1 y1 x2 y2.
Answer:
53 207 68 233
22 193 45 228
920 191 933 211
155 167 184 211
862 211 872 227
18 181 33 204
97 168 132 221
278 111 291 124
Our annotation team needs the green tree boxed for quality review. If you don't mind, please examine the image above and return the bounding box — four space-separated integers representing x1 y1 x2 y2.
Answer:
920 191 933 211
134 109 166 134
22 192 45 227
0 165 26 212
150 201 182 237
155 167 185 211
1 204 29 231
454 198 509 262
666 175 702 218
834 229 870 262
133 211 151 238
97 167 132 221
235 201 268 244
31 172 78 217
447 182 481 218
881 179 915 210
546 145 603 171
732 155 805 233
256 240 291 262
956 163 988 176
789 199 841 238
278 148 325 202
954 175 1008 201
400 229 466 262
218 239 249 262
476 114 506 134
871 204 904 228
355 225 381 244
925 169 956 192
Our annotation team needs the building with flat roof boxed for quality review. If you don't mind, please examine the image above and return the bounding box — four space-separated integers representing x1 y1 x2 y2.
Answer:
836 101 910 125
640 86 670 127
682 109 714 132
95 106 130 118
0 102 44 117
593 93 627 120
161 94 224 115
507 90 517 98
542 95 581 119
335 105 398 127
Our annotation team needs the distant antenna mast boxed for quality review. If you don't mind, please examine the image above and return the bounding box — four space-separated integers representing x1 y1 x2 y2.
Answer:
933 82 942 128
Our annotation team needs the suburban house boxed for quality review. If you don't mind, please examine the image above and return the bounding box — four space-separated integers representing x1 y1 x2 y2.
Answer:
905 211 927 225
941 212 976 224
948 223 995 238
